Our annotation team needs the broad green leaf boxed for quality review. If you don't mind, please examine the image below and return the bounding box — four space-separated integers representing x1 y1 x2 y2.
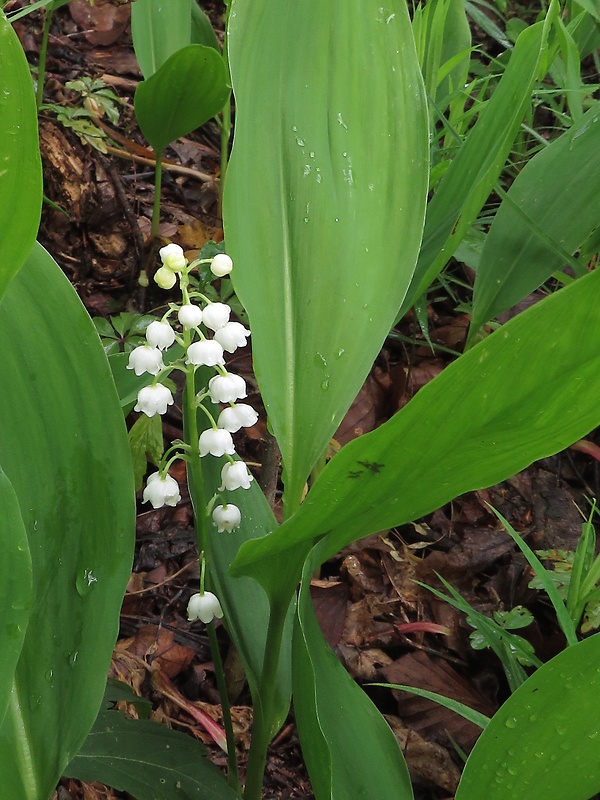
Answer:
65 707 237 800
135 44 229 155
191 2 220 51
455 633 600 799
128 414 164 492
470 103 600 338
0 13 42 300
224 0 429 512
399 17 549 316
0 244 134 799
231 268 600 587
0 469 32 729
131 0 192 79
293 538 413 800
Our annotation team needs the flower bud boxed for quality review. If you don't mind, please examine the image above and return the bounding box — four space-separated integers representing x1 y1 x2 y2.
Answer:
208 373 247 404
212 504 242 532
202 302 231 331
134 384 174 417
178 304 203 329
186 340 225 367
146 320 176 350
219 461 254 491
213 321 251 353
211 253 233 277
159 243 187 272
127 345 164 376
154 267 177 290
142 472 181 509
217 404 258 433
187 591 224 623
199 428 235 457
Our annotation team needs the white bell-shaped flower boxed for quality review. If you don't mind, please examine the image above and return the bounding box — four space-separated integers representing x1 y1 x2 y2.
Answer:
202 302 231 331
127 345 164 376
146 320 176 350
208 372 247 403
159 243 187 272
213 321 251 353
186 340 225 367
187 591 224 623
134 384 174 417
219 461 254 491
210 253 233 277
217 404 258 433
178 304 203 329
199 428 235 457
212 504 242 533
142 472 181 509
154 267 177 290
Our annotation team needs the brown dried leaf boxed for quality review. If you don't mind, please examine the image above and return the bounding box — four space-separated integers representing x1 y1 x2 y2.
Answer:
69 0 131 46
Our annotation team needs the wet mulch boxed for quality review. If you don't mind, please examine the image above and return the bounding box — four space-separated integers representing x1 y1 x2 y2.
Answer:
18 3 600 799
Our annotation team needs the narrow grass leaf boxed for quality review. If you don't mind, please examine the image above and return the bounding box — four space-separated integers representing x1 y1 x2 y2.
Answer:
0 13 42 301
0 245 134 798
231 268 600 585
224 0 429 512
455 633 600 799
372 685 490 729
293 538 414 800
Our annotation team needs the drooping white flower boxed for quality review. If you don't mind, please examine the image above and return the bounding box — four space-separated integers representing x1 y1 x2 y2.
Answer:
213 321 251 353
127 345 164 376
134 384 174 417
208 372 247 404
178 304 203 329
219 461 254 491
142 472 181 509
146 320 176 350
217 404 258 433
186 339 225 367
199 428 235 457
154 267 177 290
159 243 187 272
210 253 233 277
212 504 242 533
202 302 231 331
187 591 224 623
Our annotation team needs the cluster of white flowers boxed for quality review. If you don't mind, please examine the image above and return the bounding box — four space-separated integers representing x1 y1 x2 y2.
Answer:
128 244 257 542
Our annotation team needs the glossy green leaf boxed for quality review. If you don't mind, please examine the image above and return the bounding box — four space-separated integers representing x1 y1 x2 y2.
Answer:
0 469 32 729
231 267 600 586
456 633 600 799
131 0 192 79
293 538 413 800
469 103 600 338
0 244 134 799
223 0 429 512
400 17 550 315
135 44 229 155
0 13 42 301
191 2 220 51
65 706 237 800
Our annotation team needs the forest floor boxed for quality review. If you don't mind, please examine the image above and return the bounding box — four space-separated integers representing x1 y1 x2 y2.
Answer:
10 3 600 799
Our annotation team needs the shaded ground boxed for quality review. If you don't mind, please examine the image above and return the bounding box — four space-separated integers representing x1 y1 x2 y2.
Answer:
12 4 600 799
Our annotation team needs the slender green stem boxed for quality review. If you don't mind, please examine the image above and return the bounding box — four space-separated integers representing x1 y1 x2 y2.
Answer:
151 150 164 239
243 599 289 800
183 354 239 785
207 621 241 794
36 4 55 109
